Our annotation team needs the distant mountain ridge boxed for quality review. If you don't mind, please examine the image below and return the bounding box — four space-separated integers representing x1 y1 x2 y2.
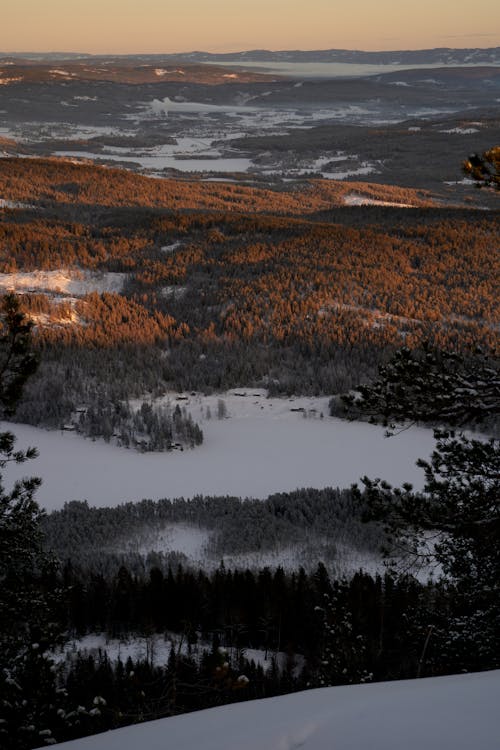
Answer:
1 47 499 66
177 47 500 65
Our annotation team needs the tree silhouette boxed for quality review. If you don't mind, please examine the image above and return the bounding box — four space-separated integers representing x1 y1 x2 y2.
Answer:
463 146 500 190
0 294 94 749
349 346 499 672
341 344 499 431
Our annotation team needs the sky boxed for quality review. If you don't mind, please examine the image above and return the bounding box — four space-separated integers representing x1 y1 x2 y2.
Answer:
1 0 500 55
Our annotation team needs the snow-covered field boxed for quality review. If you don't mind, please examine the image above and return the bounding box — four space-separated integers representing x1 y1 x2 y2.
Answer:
37 669 500 750
3 390 436 510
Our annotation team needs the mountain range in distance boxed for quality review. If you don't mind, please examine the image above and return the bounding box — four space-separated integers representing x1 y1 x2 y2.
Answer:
1 46 499 66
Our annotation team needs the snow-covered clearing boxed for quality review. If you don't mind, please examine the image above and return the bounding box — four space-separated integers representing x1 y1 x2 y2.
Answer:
56 633 176 668
132 523 210 560
344 193 414 207
439 127 480 134
3 390 436 510
149 97 257 116
0 198 35 209
444 177 477 186
54 632 296 675
0 269 126 296
160 241 183 253
38 670 500 750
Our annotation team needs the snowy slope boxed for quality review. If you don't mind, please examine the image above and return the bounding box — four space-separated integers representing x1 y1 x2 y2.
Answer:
39 670 500 750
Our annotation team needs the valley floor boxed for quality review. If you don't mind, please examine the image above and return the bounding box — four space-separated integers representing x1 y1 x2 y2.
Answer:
3 390 436 509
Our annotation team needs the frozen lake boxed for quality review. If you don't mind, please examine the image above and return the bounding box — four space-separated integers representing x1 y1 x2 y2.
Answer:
2 391 437 510
207 60 500 77
54 149 253 173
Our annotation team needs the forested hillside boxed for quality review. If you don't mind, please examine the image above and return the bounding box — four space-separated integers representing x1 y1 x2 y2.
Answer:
1 157 498 442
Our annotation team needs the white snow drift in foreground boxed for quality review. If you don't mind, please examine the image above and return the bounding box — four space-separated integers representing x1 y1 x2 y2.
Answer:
3 391 436 509
0 269 126 296
39 670 500 750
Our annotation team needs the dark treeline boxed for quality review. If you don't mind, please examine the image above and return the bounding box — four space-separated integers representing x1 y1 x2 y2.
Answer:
42 480 498 731
61 563 433 676
51 559 491 743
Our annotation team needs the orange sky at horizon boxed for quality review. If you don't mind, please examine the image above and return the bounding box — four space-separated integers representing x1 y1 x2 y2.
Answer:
1 0 499 55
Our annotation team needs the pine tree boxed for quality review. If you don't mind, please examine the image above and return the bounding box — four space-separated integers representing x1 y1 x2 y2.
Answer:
0 295 94 748
340 344 499 431
349 345 499 673
0 294 38 416
463 147 500 190
313 581 372 687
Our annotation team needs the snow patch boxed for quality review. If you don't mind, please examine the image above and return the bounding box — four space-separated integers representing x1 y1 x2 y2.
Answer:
0 270 127 296
160 241 183 254
344 193 414 208
444 177 477 186
0 198 35 209
126 523 211 561
55 632 301 678
439 127 480 134
149 97 256 116
49 69 74 76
